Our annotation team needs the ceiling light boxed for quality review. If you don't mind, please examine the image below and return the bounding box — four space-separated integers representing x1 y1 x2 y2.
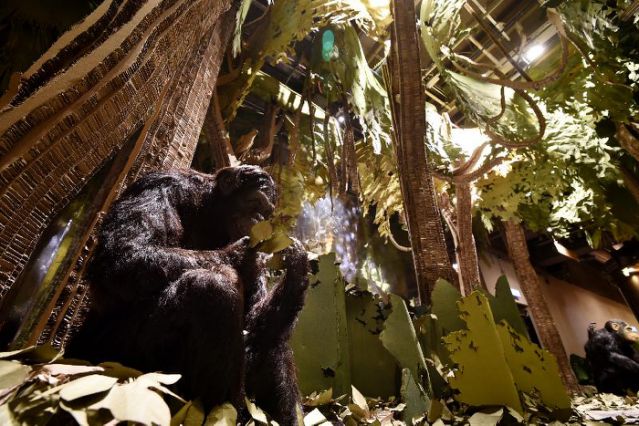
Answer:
523 44 545 63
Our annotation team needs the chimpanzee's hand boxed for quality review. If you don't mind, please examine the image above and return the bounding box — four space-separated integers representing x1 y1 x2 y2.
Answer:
280 238 309 280
223 236 256 268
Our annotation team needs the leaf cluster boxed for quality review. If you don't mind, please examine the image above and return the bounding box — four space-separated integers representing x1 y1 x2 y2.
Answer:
544 0 639 122
311 25 393 154
0 346 183 426
475 101 637 243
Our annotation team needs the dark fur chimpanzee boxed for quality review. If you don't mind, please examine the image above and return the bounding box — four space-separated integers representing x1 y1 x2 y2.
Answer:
67 166 309 425
584 319 639 394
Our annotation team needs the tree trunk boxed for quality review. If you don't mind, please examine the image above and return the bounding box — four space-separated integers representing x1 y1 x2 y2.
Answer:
455 181 484 294
502 220 579 392
390 0 456 305
340 99 359 196
0 0 235 346
617 122 639 162
202 91 234 170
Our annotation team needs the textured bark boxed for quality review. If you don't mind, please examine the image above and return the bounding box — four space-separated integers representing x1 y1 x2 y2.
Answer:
202 91 233 170
242 102 281 165
0 0 235 345
503 220 579 392
617 122 639 162
340 100 359 196
390 0 456 304
323 114 339 198
455 181 483 295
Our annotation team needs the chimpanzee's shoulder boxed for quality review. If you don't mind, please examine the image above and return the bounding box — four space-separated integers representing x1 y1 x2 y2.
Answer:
121 169 214 198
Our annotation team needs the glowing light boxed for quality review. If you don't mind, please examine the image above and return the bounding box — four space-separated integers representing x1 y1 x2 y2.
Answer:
510 288 522 300
451 127 491 156
337 115 345 124
295 196 360 281
523 44 545 63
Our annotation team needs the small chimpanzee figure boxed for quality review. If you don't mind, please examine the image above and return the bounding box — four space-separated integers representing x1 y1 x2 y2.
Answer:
584 319 639 394
67 166 309 425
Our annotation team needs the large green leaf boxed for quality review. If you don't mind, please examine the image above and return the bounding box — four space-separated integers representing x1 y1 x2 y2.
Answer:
291 253 351 396
497 323 571 419
485 276 528 338
59 375 118 401
399 368 429 425
443 292 523 413
345 292 398 399
314 25 392 154
100 385 168 426
380 294 428 383
0 361 31 390
431 279 465 336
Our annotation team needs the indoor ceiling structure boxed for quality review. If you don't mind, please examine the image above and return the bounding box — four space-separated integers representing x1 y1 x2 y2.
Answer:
233 0 632 301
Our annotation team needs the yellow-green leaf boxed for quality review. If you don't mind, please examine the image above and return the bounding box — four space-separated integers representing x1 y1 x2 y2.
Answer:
0 360 31 390
250 221 274 248
205 403 237 426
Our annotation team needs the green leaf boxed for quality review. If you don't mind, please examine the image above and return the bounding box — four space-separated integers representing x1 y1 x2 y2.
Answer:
59 375 118 402
350 385 369 417
245 398 269 424
258 230 293 253
90 381 171 426
344 292 397 399
431 279 465 335
379 294 428 383
467 408 503 426
41 364 103 377
304 408 328 426
205 403 237 426
137 372 181 386
183 400 206 426
0 360 31 390
304 388 333 407
232 0 252 57
0 344 60 364
443 292 522 413
98 362 143 379
497 322 571 418
291 253 351 396
170 401 193 426
250 221 274 248
485 276 529 338
0 405 19 426
399 368 429 425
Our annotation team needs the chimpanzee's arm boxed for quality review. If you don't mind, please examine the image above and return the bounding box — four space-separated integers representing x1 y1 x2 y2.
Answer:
244 240 309 348
609 352 639 373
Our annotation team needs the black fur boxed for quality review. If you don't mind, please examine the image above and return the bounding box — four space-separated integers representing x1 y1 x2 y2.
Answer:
67 166 309 425
584 319 639 394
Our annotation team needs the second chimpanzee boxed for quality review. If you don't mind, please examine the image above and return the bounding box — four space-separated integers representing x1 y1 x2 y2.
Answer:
584 319 639 394
67 166 309 425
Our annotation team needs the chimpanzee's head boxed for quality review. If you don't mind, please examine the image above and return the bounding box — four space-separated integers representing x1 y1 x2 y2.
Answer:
605 320 639 343
214 165 277 241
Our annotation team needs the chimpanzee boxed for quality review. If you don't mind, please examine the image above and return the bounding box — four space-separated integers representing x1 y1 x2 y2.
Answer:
584 319 639 394
67 165 309 425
